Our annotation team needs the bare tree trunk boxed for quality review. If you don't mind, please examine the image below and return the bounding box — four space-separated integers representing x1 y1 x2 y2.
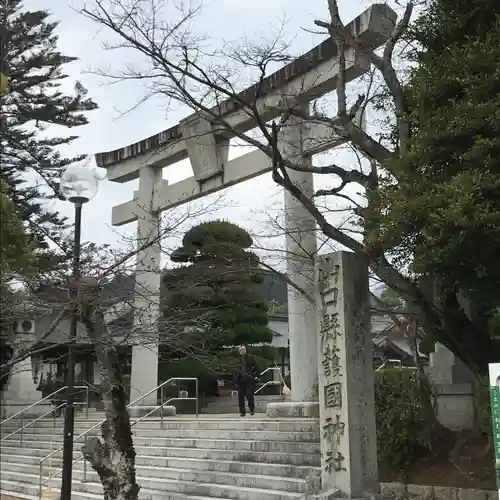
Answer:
406 318 441 441
76 278 140 500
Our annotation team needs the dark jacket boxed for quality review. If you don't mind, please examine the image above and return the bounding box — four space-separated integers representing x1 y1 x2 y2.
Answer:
233 354 258 387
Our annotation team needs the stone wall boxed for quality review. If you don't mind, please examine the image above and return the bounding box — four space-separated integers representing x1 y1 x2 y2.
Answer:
381 483 496 500
425 343 477 431
434 383 476 431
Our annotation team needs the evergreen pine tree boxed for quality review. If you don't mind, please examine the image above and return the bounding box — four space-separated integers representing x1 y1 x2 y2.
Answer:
373 0 500 370
162 221 273 388
0 1 97 270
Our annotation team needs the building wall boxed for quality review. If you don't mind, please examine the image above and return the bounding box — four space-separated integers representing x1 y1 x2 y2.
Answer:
268 318 289 349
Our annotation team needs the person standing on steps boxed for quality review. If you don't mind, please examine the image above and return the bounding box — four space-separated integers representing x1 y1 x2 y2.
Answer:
233 345 257 417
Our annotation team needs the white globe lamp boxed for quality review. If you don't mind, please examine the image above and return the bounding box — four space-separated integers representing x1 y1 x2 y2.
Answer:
60 163 98 204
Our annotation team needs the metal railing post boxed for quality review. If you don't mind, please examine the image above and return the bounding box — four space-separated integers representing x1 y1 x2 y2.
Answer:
86 386 89 418
83 435 88 482
195 378 199 418
160 386 164 429
39 461 43 500
20 412 24 444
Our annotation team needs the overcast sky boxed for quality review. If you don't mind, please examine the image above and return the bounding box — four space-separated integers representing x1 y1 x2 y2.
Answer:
28 0 392 269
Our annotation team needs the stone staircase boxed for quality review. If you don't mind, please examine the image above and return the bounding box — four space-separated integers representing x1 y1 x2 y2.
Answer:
0 410 322 500
203 394 287 414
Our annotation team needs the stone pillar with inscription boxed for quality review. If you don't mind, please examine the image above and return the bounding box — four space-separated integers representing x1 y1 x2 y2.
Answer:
316 251 378 498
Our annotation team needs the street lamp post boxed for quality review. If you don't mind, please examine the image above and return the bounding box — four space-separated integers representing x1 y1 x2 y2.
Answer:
59 163 98 500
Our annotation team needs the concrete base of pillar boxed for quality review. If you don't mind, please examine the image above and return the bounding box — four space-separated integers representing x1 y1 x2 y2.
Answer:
128 405 176 418
307 492 386 500
306 489 340 500
266 401 319 418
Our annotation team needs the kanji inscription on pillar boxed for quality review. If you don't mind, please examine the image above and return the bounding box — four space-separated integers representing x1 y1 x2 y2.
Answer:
316 254 346 481
324 382 342 408
322 345 341 378
315 252 379 498
323 415 345 445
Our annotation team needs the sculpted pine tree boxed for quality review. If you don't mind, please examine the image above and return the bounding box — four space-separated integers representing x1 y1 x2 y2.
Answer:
163 221 272 374
0 0 97 271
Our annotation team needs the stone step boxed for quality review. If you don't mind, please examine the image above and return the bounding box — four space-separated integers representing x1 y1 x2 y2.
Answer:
1 436 320 454
1 461 318 493
1 453 321 479
203 406 266 414
0 490 36 500
1 418 319 432
2 471 306 500
206 395 283 402
205 400 277 407
1 481 227 500
2 437 320 454
3 428 320 442
1 442 320 466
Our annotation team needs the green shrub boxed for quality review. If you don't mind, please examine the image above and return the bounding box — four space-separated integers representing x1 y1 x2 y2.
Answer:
375 369 432 471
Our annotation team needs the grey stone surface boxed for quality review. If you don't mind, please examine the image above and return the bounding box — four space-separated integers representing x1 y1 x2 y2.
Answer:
0 412 322 500
315 252 378 497
266 401 319 418
434 486 459 500
380 483 407 499
407 484 433 500
127 404 176 418
457 488 489 500
377 484 494 500
1 413 497 500
306 488 341 500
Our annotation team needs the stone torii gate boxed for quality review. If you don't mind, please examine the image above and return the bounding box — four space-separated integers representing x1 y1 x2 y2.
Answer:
95 4 397 408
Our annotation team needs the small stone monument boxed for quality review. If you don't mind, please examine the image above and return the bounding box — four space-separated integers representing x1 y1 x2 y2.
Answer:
315 251 378 498
1 341 46 418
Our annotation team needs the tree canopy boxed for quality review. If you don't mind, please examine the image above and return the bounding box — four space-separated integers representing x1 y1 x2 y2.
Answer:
0 0 97 274
370 0 500 369
0 181 33 280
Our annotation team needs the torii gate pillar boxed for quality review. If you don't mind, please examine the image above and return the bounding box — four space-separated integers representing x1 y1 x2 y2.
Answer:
129 165 162 407
282 113 318 403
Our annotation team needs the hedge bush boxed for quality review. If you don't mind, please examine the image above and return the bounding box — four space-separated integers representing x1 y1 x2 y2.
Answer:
375 369 433 470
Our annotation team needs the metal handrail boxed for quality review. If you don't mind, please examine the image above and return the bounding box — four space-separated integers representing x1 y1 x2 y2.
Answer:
259 367 280 378
255 380 281 395
1 385 90 446
79 380 100 393
1 402 67 444
0 385 89 426
38 377 198 498
254 366 282 395
375 359 417 372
